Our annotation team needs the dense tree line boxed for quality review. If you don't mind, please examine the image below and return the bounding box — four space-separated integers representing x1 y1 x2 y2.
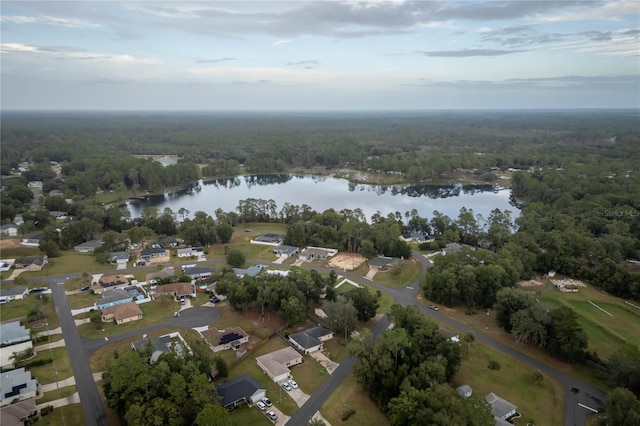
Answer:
350 305 493 426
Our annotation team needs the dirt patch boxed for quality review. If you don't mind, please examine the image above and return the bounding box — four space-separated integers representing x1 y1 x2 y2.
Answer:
0 238 21 249
328 253 367 271
517 279 545 288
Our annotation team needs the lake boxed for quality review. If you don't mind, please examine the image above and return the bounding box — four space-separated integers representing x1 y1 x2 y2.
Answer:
127 175 519 222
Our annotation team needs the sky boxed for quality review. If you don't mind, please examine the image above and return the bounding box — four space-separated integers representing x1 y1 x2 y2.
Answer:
1 0 639 110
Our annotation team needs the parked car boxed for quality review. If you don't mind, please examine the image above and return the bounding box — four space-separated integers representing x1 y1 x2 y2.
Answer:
256 401 266 411
428 304 439 311
209 296 220 303
282 382 291 391
288 379 298 389
266 410 277 421
261 397 272 407
80 286 90 292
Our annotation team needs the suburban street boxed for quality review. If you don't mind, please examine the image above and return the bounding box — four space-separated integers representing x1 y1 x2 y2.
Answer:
23 251 605 426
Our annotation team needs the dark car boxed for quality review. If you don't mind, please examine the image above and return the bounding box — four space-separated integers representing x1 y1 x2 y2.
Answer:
209 296 220 303
80 286 90 291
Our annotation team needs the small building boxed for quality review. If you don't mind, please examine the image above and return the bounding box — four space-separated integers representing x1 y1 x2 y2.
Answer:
27 181 42 189
485 392 517 424
101 302 143 324
273 245 299 258
299 247 338 261
368 256 404 271
288 326 334 354
0 322 30 346
132 335 173 364
177 247 204 258
74 239 102 253
0 368 38 407
110 251 130 265
256 347 303 383
438 328 460 343
154 282 195 300
0 396 36 426
140 248 167 262
251 233 285 246
0 224 18 237
216 374 266 409
20 234 44 247
13 255 47 271
200 327 249 353
183 266 217 280
0 287 29 304
96 288 133 310
457 384 472 398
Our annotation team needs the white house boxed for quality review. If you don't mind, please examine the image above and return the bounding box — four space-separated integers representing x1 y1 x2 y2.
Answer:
256 347 303 383
0 224 18 237
288 326 334 354
485 392 517 424
0 368 38 407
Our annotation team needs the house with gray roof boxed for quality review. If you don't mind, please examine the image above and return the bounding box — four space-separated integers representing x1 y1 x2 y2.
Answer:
233 266 263 278
0 224 18 237
132 335 173 364
251 233 284 246
0 286 29 303
288 326 334 354
0 368 38 407
273 245 299 258
369 256 404 271
177 247 204 258
256 347 303 383
74 239 102 253
183 266 216 280
0 322 30 347
13 255 47 271
20 234 44 247
216 374 266 408
110 251 130 264
140 248 167 262
96 288 133 310
0 396 36 426
485 392 517 425
457 384 472 398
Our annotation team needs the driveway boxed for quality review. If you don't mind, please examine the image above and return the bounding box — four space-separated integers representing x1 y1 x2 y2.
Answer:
310 351 339 374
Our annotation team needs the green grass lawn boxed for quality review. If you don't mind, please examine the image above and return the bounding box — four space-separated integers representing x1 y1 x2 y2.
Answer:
453 340 565 426
66 290 100 309
320 373 390 426
322 338 352 363
30 251 111 276
214 303 283 339
38 385 77 404
228 404 273 425
0 294 60 329
29 347 73 385
33 404 85 426
373 257 421 288
226 338 299 416
290 355 331 394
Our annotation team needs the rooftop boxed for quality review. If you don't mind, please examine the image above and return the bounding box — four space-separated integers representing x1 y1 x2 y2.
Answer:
217 374 264 407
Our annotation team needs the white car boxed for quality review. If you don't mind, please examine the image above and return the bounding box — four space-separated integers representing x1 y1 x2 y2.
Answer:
256 401 266 411
282 382 291 391
261 397 272 407
288 379 298 389
266 410 277 421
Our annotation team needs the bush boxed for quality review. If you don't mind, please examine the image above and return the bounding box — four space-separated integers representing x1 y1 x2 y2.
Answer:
340 408 356 421
40 405 54 416
488 360 501 371
22 358 52 369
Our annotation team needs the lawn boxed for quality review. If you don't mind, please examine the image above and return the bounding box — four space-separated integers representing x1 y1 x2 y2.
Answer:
373 257 422 288
209 242 276 261
33 404 85 426
66 290 100 309
38 385 77 404
226 338 299 416
214 303 283 339
322 338 352 363
228 404 273 425
320 373 390 426
0 294 60 329
453 340 565 426
29 347 73 385
29 251 111 276
290 354 331 394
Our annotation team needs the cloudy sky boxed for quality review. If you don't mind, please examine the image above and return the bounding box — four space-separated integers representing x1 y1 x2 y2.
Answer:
1 0 639 110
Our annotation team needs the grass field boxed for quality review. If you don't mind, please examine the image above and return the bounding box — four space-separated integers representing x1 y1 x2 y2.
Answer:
29 347 73 385
291 354 331 394
0 293 60 329
228 404 273 425
322 338 352 363
33 404 85 426
66 289 100 309
29 251 111 276
320 373 389 426
38 385 77 404
453 340 565 426
373 257 421 288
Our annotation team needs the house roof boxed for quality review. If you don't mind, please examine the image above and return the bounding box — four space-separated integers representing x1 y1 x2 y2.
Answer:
74 239 102 249
304 326 333 340
233 266 262 278
155 282 192 296
145 267 175 282
0 397 35 426
368 256 403 267
256 347 302 378
0 224 18 232
0 286 29 298
0 322 30 346
177 247 203 254
110 251 130 261
183 266 217 276
485 392 517 419
100 274 127 285
456 384 472 397
98 288 132 306
201 327 248 346
289 331 321 350
141 248 166 256
101 302 143 321
132 335 172 363
15 255 47 267
22 233 44 241
0 368 37 403
273 245 298 255
444 243 462 254
217 374 264 407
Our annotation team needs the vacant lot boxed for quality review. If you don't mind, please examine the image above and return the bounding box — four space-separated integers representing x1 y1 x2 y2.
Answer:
373 257 421 288
320 373 389 426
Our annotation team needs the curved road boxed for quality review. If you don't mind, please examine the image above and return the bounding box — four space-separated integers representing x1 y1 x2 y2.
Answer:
31 253 604 426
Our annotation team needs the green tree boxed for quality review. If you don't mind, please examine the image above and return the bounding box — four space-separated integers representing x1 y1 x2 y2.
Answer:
488 360 501 371
213 356 228 379
603 387 640 426
279 296 306 326
225 248 246 268
194 404 232 426
546 306 588 362
324 296 358 339
345 287 379 322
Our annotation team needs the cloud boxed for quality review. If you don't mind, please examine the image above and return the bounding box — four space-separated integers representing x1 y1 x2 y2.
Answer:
194 57 237 64
0 14 98 28
416 49 527 57
273 39 292 46
0 42 160 64
411 74 639 90
285 60 319 66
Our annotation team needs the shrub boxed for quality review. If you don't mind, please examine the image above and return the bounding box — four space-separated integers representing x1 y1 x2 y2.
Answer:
340 408 356 421
40 405 54 416
488 360 501 371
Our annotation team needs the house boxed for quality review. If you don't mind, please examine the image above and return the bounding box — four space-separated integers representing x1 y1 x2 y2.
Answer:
132 335 173 364
251 233 285 246
0 224 18 237
298 247 338 261
1 341 34 370
154 282 195 300
0 287 29 303
443 243 463 255
0 397 36 426
145 267 176 284
288 326 334 354
216 374 266 409
96 288 133 310
13 255 47 271
74 239 102 253
139 248 167 262
94 274 129 294
233 266 263 278
110 251 130 265
273 245 299 258
27 181 42 189
0 368 38 407
401 230 434 243
49 189 64 196
0 322 30 346
256 347 303 383
158 156 177 167
20 234 44 247
457 384 472 398
368 256 404 271
48 211 67 220
183 266 216 280
438 328 460 343
485 392 517 425
200 327 249 353
154 236 182 248
13 216 24 226
101 302 143 324
176 247 204 258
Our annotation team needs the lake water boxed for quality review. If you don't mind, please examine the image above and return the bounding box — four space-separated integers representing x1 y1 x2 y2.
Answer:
127 175 519 222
